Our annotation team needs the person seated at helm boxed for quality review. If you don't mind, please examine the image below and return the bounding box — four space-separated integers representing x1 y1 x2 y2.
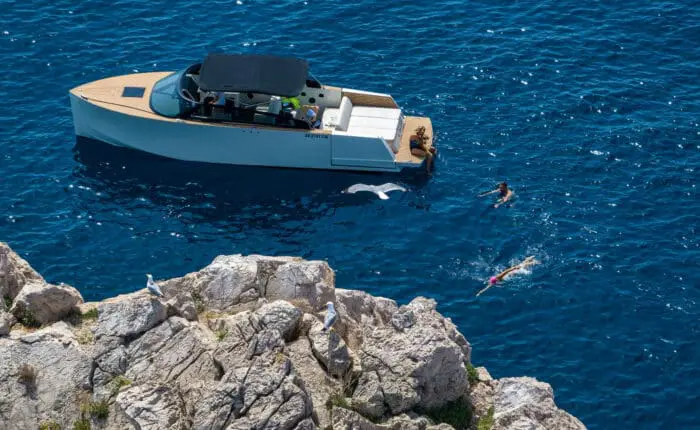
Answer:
302 105 321 129
281 96 301 113
208 91 226 107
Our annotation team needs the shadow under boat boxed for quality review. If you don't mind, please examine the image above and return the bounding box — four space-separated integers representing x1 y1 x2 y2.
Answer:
71 137 430 229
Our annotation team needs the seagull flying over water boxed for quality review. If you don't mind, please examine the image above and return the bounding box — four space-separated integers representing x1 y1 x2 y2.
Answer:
322 302 337 332
343 183 407 200
146 274 164 297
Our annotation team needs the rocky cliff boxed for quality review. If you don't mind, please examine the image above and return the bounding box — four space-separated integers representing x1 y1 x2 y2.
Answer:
0 242 585 430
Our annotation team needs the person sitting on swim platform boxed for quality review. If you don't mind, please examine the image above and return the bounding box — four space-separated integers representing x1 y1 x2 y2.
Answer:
409 126 436 172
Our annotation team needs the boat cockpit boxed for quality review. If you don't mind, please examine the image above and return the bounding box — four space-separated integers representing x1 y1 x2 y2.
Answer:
150 55 338 131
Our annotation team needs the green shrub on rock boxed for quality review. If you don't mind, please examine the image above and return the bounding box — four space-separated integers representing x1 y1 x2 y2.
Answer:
466 362 480 385
89 400 109 420
38 420 61 430
423 396 472 430
72 418 90 430
18 363 37 387
215 328 228 341
109 375 132 395
81 308 98 320
191 291 205 314
16 307 40 328
477 406 495 430
326 392 350 411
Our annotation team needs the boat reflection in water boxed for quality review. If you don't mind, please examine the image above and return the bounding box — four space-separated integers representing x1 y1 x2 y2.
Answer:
72 137 429 235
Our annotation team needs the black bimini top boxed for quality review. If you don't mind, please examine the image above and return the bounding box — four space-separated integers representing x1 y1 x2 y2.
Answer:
198 54 309 97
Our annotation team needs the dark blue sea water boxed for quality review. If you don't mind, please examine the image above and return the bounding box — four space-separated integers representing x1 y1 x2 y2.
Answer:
2 0 699 428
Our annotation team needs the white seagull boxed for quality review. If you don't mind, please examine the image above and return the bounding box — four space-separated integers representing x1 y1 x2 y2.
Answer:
343 183 407 200
146 274 164 297
322 302 337 332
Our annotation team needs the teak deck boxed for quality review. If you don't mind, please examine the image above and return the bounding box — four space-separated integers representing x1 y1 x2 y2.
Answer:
396 116 434 164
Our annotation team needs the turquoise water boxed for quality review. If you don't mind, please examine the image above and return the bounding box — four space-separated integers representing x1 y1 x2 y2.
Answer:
1 1 699 427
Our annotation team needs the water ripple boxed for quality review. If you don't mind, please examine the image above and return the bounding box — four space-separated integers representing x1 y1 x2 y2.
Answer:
2 1 700 428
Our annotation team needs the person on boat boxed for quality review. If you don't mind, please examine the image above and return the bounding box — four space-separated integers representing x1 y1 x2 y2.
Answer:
479 182 513 208
303 105 321 129
282 96 301 112
202 91 226 117
207 91 226 107
477 256 539 296
409 126 436 172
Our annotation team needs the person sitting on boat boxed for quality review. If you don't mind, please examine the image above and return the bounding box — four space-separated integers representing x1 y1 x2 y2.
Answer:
479 182 513 208
409 126 436 172
302 105 321 129
281 96 301 112
207 91 226 107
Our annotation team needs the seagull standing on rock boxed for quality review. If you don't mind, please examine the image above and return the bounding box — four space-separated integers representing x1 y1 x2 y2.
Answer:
146 274 164 297
343 183 407 200
322 302 337 332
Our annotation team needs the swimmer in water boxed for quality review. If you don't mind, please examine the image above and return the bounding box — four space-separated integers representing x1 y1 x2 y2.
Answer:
476 256 539 296
479 182 513 208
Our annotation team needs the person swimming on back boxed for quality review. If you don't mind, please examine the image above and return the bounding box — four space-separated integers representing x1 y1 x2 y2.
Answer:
476 256 539 296
479 182 513 208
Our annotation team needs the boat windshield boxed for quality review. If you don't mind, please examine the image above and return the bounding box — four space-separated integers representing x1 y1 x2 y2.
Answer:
150 70 188 118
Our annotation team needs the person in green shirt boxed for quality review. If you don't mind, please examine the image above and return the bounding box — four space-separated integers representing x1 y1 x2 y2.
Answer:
281 96 301 111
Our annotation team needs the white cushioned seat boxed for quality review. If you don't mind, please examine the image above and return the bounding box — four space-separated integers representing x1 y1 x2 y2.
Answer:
321 108 339 129
322 98 402 140
322 96 353 131
348 115 400 130
344 125 398 140
351 106 402 120
346 105 402 140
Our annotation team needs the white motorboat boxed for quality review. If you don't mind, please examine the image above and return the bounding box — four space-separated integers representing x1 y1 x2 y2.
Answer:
69 54 434 173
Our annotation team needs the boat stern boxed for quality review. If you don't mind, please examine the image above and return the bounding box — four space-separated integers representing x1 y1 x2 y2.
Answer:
395 116 434 168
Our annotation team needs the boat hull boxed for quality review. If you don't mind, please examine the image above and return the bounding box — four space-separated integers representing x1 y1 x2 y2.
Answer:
69 93 404 172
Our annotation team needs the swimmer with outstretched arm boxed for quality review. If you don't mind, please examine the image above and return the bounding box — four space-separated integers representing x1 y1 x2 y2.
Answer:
478 182 513 208
476 256 539 296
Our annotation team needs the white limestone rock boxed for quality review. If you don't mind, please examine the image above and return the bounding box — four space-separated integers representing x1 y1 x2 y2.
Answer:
15 321 76 345
159 254 334 313
331 407 456 430
287 337 339 429
95 292 167 339
192 326 312 430
477 366 493 382
0 247 585 430
0 242 45 301
263 258 335 310
0 332 92 429
492 377 586 430
334 288 398 349
124 318 219 388
359 297 469 414
352 370 386 419
114 383 186 430
0 310 13 336
335 288 398 327
309 321 353 378
165 292 198 321
254 300 303 341
159 254 261 312
10 280 83 325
